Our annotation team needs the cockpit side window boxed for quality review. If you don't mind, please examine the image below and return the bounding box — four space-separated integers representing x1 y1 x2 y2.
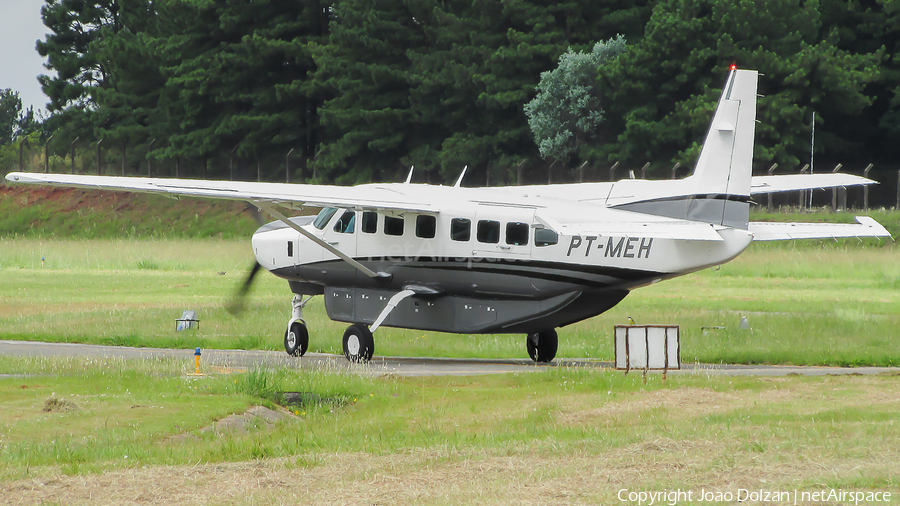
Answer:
313 207 338 230
333 210 356 234
361 211 378 234
535 228 559 247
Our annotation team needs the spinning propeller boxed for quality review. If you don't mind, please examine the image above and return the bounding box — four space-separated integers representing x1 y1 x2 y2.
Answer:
227 203 268 315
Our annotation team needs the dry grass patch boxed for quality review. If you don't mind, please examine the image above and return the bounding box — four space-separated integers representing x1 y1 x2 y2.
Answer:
4 374 899 506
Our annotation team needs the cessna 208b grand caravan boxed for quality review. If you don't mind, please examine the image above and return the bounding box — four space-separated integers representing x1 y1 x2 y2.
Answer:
6 69 891 363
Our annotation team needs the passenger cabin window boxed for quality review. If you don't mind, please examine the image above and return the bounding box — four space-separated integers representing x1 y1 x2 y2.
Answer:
506 222 529 246
384 216 404 236
333 210 355 234
313 207 337 230
477 220 500 244
450 218 471 241
362 211 378 234
535 228 559 247
416 215 436 238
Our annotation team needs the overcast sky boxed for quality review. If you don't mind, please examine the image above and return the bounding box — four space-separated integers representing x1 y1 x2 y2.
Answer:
0 0 51 114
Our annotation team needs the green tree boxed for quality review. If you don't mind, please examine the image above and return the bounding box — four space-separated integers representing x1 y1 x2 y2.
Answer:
0 89 23 146
524 36 626 165
598 0 881 173
156 0 326 173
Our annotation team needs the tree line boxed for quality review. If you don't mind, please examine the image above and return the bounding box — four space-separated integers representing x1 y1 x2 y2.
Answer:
2 0 899 186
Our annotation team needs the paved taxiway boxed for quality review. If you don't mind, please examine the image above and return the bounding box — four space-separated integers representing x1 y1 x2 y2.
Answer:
2 340 898 377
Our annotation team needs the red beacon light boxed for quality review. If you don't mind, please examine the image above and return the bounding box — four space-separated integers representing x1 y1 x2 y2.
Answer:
730 64 737 70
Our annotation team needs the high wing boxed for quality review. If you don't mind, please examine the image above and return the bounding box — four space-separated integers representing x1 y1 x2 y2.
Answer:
749 216 891 241
4 172 437 215
749 173 877 194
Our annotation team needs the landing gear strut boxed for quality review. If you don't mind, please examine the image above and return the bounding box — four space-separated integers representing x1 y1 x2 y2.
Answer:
527 329 558 363
342 324 374 363
284 295 311 357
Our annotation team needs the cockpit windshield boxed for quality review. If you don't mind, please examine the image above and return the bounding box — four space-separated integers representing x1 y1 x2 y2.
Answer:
313 207 338 230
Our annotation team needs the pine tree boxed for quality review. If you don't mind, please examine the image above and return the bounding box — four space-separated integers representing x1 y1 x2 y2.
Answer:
598 0 881 173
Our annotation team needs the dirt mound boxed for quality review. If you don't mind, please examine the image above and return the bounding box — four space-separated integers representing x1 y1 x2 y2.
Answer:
43 397 79 413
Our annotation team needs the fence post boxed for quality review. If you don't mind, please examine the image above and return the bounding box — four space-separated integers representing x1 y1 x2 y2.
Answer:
671 162 680 179
175 157 180 178
96 139 103 175
121 141 128 176
896 169 900 210
830 164 842 211
863 164 873 210
44 134 54 173
70 137 79 174
19 139 28 171
230 146 238 181
147 139 156 177
799 164 809 210
286 148 295 183
609 162 618 182
767 163 778 210
641 162 649 179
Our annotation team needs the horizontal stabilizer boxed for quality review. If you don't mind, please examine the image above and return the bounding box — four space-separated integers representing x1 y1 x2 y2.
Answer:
750 174 877 195
749 216 891 241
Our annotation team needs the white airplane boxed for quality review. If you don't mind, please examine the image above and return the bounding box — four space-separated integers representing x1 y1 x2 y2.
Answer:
5 69 891 363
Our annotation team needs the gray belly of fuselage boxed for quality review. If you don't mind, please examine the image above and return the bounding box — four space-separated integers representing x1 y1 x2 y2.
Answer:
271 257 662 334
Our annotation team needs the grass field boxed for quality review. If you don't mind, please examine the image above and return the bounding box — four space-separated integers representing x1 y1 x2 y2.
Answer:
1 188 899 504
0 356 898 505
1 236 898 366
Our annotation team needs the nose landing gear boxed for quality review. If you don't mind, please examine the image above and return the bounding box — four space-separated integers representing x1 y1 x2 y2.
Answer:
284 295 312 357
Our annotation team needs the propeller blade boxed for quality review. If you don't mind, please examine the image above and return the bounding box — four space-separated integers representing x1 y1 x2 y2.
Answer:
227 261 263 315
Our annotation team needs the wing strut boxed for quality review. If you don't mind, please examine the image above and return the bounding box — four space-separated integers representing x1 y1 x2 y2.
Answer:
253 201 391 280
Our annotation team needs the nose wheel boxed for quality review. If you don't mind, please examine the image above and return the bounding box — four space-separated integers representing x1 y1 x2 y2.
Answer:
284 320 309 357
342 324 374 363
527 329 558 363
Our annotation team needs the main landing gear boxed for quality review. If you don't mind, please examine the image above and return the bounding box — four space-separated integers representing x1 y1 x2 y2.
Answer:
342 324 374 362
526 329 558 363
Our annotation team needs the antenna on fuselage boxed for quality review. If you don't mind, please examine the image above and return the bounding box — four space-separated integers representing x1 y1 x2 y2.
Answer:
453 165 468 188
405 166 415 184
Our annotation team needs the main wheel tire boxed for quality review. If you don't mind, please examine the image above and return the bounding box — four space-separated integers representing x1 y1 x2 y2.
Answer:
526 329 558 363
284 321 309 357
342 324 374 363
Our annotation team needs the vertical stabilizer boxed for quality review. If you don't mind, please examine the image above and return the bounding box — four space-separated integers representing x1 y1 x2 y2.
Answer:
691 69 758 229
607 69 759 230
